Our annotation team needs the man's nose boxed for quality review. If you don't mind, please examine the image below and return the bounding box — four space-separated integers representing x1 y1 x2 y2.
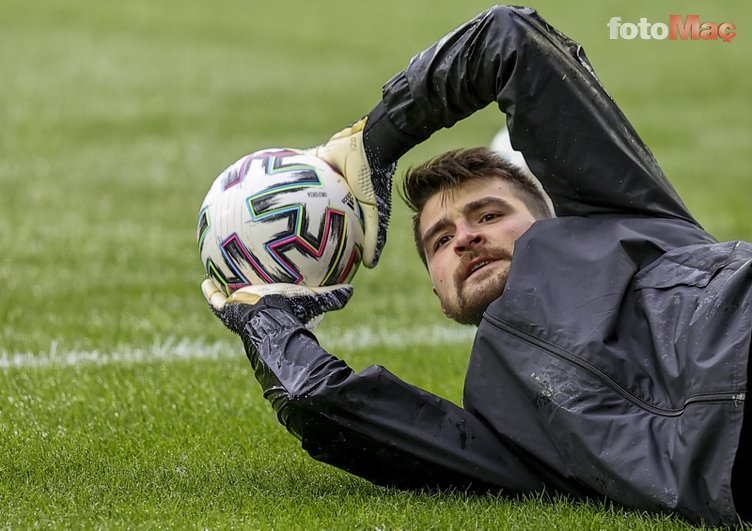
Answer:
454 222 483 255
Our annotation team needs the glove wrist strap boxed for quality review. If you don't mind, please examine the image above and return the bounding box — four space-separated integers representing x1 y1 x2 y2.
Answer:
364 100 419 168
252 295 297 317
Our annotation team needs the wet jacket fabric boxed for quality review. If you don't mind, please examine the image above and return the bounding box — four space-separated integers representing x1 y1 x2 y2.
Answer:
237 6 752 525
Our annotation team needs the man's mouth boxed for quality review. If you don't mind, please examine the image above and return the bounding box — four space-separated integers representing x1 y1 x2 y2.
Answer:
465 258 498 280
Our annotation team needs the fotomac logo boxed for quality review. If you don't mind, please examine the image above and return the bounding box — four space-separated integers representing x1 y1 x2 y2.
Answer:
608 15 736 43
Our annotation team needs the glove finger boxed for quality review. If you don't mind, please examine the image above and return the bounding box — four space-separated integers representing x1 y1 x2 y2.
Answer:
288 284 353 324
361 154 395 269
201 278 227 311
358 202 380 268
201 278 247 334
304 314 324 331
308 284 354 313
227 283 315 305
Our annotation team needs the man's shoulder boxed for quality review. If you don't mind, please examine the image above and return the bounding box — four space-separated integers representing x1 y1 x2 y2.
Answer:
521 215 715 251
500 216 718 318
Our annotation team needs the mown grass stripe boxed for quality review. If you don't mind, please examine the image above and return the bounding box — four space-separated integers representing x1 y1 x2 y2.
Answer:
0 325 475 370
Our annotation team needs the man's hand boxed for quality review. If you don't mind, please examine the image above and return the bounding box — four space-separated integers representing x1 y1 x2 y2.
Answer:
310 117 395 268
201 279 353 334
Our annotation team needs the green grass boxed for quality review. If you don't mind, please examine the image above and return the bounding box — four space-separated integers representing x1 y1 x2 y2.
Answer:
0 359 701 529
1 0 750 528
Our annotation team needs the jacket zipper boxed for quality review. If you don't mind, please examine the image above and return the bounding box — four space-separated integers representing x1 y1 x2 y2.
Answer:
485 314 745 417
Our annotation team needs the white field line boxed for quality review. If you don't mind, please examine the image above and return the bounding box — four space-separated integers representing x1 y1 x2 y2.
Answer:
0 325 476 370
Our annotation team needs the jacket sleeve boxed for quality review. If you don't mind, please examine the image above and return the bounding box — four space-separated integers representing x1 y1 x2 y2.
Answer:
238 298 546 494
364 5 698 222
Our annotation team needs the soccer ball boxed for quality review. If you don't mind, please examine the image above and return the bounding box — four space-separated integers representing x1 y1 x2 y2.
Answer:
197 148 364 294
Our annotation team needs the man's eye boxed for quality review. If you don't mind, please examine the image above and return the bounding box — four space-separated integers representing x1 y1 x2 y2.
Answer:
435 235 451 249
481 212 500 223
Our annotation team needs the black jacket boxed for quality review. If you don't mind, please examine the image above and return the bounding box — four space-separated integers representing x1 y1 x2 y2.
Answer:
237 6 752 526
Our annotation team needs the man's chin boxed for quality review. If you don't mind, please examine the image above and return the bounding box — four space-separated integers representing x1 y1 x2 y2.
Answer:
447 275 507 326
446 303 487 326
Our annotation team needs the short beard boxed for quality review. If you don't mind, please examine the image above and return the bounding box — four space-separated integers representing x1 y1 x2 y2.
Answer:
444 250 512 326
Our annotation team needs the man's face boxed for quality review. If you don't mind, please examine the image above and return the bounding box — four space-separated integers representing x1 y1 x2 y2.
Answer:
419 177 538 325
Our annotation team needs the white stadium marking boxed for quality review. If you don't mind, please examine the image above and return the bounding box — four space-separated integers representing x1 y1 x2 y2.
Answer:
0 325 476 370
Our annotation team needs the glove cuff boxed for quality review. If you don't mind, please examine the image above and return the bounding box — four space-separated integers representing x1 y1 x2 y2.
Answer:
363 99 420 169
238 295 303 340
250 295 299 319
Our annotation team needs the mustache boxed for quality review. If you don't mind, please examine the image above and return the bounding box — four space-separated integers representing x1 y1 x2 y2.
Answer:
453 247 513 288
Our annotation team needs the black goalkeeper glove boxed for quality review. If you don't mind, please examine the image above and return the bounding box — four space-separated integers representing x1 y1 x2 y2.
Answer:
201 279 353 334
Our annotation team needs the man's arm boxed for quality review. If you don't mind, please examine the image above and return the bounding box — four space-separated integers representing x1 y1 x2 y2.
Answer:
364 5 697 222
241 297 546 493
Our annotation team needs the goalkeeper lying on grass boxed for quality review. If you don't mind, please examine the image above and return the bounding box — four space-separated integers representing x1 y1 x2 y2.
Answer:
201 5 752 526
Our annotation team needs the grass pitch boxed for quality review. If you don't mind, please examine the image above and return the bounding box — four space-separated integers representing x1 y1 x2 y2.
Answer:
1 0 750 528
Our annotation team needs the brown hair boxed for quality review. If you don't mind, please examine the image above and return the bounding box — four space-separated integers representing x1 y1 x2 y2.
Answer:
400 147 553 267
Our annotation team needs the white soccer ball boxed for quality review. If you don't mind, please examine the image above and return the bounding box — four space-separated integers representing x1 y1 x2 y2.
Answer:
197 148 364 294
